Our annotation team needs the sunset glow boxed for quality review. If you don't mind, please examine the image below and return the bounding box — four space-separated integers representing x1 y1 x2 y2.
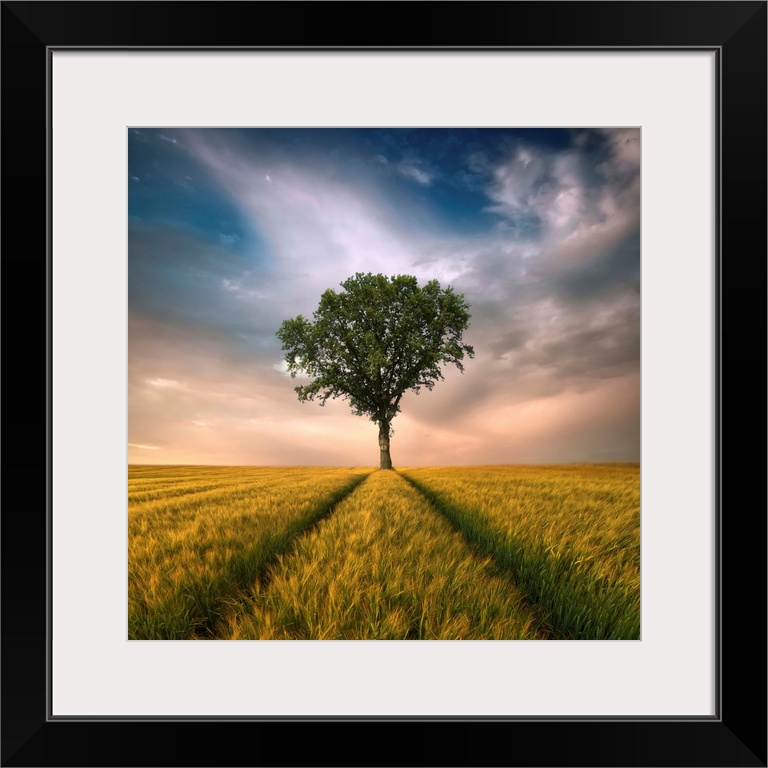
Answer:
129 128 640 465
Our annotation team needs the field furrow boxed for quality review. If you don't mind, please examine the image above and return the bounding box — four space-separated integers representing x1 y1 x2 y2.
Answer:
399 465 640 640
129 480 265 505
220 470 545 640
128 465 267 486
128 466 371 639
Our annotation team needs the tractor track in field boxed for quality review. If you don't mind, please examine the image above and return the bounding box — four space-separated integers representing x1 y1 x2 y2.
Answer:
253 471 374 589
398 473 573 640
185 469 553 640
188 469 557 640
186 471 373 639
133 466 638 640
398 472 641 640
240 469 554 641
398 471 559 640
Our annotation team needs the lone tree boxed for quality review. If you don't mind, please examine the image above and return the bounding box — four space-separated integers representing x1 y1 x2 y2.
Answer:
276 272 474 470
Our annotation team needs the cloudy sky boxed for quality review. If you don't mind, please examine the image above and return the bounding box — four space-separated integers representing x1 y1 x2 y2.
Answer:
128 128 640 466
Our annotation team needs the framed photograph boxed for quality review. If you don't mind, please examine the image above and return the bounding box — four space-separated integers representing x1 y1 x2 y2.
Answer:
4 1 765 765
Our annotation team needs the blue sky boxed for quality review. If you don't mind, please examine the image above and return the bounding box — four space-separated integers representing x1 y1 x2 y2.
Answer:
129 128 640 466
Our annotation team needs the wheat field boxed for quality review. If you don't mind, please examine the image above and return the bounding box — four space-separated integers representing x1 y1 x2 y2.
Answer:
128 464 640 640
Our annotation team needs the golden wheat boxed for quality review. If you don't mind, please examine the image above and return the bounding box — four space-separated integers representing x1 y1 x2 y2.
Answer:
400 465 640 639
128 465 371 639
221 470 544 640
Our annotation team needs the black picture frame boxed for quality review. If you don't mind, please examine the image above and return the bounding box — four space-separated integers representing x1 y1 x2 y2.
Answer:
3 2 765 765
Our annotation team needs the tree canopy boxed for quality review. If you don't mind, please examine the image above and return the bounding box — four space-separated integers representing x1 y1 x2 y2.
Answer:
276 272 474 469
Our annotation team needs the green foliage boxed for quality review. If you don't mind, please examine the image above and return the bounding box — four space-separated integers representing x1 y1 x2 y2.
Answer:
276 273 474 429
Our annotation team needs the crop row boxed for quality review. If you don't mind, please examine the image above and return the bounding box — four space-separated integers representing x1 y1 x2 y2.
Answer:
129 467 370 639
222 470 544 640
128 464 640 640
399 465 640 639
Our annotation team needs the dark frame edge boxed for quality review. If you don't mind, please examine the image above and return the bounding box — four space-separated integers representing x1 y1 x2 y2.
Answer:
2 2 51 765
46 41 54 731
1 1 765 766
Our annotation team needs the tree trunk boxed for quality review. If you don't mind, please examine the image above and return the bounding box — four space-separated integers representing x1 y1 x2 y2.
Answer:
378 421 393 470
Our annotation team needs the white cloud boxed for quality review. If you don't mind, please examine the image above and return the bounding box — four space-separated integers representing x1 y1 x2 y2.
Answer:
272 360 289 375
397 162 433 185
599 128 641 173
146 377 184 389
128 442 159 450
180 131 441 317
272 359 311 379
219 277 265 299
482 135 640 279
